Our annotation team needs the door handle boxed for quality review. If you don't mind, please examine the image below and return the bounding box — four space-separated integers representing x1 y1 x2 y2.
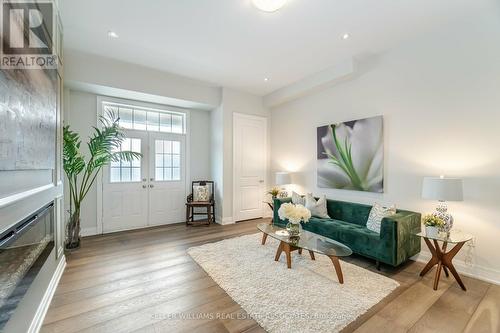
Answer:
149 184 154 188
259 180 264 183
142 185 147 189
142 178 147 182
150 178 154 181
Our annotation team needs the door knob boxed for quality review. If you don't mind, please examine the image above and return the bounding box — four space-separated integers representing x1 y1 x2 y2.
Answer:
142 178 147 182
142 185 147 189
150 178 154 181
149 184 154 188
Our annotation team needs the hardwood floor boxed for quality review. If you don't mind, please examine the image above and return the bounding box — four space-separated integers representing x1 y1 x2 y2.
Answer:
41 219 499 333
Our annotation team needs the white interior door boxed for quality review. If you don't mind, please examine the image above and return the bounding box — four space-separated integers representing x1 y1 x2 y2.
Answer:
233 113 267 222
102 130 148 233
148 132 186 226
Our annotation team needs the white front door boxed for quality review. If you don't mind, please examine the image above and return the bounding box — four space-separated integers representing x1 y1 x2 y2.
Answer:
148 132 186 226
233 113 267 222
102 130 149 233
102 131 186 233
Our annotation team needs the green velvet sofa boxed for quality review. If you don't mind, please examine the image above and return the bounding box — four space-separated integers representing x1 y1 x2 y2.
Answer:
273 197 421 267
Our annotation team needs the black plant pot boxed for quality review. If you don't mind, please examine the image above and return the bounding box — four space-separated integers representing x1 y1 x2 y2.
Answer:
65 237 81 251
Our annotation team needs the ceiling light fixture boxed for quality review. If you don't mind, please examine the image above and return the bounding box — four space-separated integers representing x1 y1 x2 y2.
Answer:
107 30 119 38
252 0 287 12
342 33 350 40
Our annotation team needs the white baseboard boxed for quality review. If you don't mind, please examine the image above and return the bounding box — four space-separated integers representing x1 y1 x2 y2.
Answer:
81 227 98 236
29 256 66 333
412 251 500 286
215 216 234 225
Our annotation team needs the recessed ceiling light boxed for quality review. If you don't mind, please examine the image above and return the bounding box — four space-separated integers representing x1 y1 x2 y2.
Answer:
264 78 269 82
107 30 119 38
342 33 350 40
252 0 287 12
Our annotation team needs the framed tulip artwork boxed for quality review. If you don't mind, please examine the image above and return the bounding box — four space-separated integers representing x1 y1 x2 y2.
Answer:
317 115 384 193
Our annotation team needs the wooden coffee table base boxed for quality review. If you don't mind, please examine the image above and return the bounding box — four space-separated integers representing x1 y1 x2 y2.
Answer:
274 240 344 284
420 238 466 291
261 232 268 245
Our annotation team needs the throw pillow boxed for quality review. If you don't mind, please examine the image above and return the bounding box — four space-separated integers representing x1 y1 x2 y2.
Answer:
305 193 330 218
291 191 305 206
366 203 396 234
193 185 209 202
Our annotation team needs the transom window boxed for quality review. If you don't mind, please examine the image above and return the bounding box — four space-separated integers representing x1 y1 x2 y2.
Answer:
110 138 142 183
103 102 186 134
155 140 181 181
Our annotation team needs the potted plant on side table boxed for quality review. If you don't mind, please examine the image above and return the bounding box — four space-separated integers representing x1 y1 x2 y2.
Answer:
422 214 445 238
267 186 281 199
63 112 141 250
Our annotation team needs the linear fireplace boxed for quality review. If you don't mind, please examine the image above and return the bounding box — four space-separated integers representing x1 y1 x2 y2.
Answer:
0 203 54 331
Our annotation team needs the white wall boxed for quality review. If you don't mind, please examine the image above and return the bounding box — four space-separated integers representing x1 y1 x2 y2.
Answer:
189 109 212 181
270 12 500 283
65 90 212 235
65 49 221 110
210 104 224 222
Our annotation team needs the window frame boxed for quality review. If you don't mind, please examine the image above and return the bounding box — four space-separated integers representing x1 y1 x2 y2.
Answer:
98 97 188 185
153 139 182 182
109 137 142 183
101 101 187 135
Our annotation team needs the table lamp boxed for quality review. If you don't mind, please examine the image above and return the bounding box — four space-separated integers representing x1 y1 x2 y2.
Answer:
422 176 463 232
275 172 292 198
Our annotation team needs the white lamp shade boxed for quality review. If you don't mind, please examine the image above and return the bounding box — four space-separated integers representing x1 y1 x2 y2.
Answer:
275 172 291 186
422 177 463 201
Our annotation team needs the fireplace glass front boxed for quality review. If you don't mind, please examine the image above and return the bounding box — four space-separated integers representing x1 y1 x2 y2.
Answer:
0 203 54 331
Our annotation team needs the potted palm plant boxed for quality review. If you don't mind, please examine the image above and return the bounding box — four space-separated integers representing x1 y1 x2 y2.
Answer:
63 112 141 250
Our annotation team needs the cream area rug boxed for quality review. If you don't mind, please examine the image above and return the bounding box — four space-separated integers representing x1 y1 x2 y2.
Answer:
187 233 399 333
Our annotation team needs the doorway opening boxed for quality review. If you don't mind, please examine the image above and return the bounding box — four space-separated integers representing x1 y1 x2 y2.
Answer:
98 98 188 233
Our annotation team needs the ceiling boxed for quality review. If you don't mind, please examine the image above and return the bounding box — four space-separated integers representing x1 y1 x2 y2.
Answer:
60 0 491 96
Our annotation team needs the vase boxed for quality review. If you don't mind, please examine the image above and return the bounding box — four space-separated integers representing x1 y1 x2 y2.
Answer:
425 226 439 238
433 207 453 233
66 211 82 250
286 222 301 237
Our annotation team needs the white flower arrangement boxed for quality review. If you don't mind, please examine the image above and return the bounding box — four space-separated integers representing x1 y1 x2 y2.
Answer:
278 203 311 225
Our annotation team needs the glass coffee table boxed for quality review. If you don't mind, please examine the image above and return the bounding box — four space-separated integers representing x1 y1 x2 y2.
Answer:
257 223 352 284
415 230 473 291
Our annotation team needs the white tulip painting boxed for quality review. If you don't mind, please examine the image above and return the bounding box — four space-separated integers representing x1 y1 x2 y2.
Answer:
317 116 384 193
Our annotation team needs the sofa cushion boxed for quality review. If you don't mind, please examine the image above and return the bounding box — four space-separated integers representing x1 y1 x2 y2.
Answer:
305 217 342 238
326 200 372 226
366 203 396 234
304 218 381 258
291 191 305 205
305 194 330 218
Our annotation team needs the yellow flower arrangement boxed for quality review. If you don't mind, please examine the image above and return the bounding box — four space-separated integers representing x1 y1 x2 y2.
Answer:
422 214 445 228
267 187 281 198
